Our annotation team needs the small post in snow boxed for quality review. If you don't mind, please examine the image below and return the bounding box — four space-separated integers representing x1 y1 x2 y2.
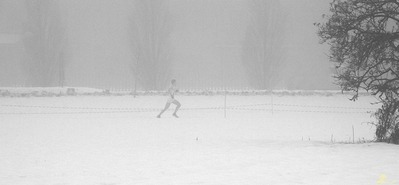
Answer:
271 89 274 115
224 87 227 118
134 79 137 98
352 125 355 143
269 79 274 115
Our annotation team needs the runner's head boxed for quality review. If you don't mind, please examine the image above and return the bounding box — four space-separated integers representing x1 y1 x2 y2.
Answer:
171 79 176 85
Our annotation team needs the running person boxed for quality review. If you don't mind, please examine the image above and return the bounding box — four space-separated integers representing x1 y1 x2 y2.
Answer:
157 79 181 118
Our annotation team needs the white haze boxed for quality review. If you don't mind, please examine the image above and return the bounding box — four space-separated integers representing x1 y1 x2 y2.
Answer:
0 0 335 90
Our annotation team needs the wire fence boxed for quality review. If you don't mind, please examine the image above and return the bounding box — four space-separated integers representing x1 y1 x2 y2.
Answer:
0 102 377 115
0 86 377 115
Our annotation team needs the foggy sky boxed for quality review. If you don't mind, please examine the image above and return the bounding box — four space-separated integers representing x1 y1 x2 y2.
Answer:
0 0 336 90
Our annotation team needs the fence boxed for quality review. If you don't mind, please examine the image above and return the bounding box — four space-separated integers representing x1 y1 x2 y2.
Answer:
0 102 376 115
97 86 258 93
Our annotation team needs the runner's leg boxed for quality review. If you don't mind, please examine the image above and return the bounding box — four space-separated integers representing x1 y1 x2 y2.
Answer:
158 102 171 117
172 100 181 115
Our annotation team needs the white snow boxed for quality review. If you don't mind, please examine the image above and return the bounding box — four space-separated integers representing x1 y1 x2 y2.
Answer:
1 90 398 185
0 87 104 95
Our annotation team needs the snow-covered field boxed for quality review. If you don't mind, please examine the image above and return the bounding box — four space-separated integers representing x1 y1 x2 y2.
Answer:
1 91 398 185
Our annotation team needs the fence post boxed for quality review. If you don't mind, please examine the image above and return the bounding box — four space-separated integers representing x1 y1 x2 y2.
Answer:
352 125 355 143
224 86 227 118
134 79 137 98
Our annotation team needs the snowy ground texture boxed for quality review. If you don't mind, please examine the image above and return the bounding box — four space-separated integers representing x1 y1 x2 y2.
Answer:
1 88 398 185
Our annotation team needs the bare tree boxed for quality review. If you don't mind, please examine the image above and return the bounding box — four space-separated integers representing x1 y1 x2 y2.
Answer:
128 0 173 91
22 0 67 87
317 0 399 143
242 0 287 89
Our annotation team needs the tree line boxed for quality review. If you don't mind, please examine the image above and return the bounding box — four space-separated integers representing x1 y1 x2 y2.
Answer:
13 0 288 90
